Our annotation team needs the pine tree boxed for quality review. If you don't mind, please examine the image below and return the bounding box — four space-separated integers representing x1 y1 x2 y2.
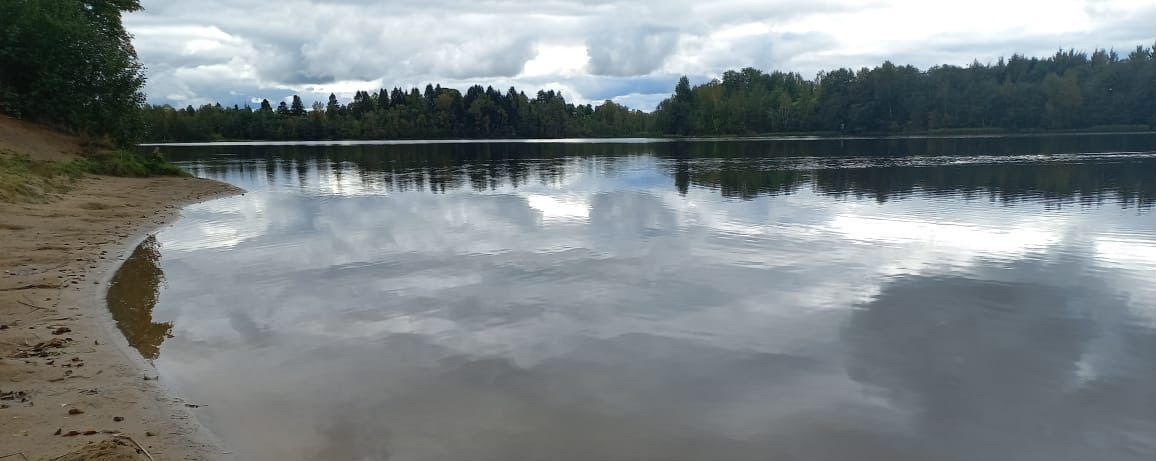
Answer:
326 93 340 117
290 95 306 116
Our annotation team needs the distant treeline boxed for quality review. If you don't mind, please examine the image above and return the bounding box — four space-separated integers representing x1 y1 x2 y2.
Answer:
143 45 1156 142
658 46 1156 135
146 87 651 141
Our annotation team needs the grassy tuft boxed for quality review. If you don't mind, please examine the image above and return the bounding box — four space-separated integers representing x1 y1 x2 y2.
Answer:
0 153 86 202
1 149 189 203
80 149 190 178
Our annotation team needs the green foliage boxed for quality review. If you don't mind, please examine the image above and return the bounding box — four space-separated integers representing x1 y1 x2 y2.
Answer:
81 150 189 177
0 0 146 145
653 45 1156 135
1041 70 1084 129
142 85 654 141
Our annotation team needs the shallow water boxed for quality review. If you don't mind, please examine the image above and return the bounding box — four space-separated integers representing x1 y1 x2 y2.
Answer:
114 135 1156 460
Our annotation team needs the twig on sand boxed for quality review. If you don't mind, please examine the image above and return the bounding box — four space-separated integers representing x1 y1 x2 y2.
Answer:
114 435 156 461
17 300 45 312
0 452 30 461
0 283 60 291
20 294 46 308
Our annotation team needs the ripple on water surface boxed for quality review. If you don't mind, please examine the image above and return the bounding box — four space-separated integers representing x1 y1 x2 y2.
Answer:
114 137 1156 460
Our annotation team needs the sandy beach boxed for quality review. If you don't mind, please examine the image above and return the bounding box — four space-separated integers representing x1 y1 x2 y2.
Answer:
1 117 241 460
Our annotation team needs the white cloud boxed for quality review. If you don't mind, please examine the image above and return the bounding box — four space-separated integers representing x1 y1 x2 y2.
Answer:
127 0 1156 110
520 44 590 78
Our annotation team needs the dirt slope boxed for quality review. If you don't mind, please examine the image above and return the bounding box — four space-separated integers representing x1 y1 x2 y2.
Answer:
0 116 87 162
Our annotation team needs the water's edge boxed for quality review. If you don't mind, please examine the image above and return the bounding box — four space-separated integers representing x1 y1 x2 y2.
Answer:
138 131 1156 148
89 186 243 460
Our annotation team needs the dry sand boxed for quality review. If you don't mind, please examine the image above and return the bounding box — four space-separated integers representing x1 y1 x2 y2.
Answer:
1 117 242 460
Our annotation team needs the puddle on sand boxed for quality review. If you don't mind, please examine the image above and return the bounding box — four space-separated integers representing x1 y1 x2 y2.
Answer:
106 235 171 360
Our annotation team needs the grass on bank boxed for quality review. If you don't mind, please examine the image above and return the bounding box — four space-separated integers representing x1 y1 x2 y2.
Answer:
82 149 189 177
0 152 85 202
0 149 188 203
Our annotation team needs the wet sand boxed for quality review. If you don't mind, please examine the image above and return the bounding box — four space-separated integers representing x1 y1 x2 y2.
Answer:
1 120 242 459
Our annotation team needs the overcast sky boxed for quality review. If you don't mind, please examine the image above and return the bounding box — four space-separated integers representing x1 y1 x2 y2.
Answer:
125 0 1156 111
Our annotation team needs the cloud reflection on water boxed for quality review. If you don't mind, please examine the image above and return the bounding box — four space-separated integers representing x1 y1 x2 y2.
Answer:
115 139 1156 460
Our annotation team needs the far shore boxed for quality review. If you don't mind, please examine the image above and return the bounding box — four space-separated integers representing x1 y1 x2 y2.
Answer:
137 127 1156 147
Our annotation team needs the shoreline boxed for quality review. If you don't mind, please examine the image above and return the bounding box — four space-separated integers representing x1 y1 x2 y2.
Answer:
0 173 242 460
137 128 1156 146
86 184 244 460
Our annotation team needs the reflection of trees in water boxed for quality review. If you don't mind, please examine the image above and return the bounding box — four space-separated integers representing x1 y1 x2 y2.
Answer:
842 264 1156 460
808 160 1155 206
680 158 1134 208
672 158 807 199
107 235 171 360
172 138 1155 207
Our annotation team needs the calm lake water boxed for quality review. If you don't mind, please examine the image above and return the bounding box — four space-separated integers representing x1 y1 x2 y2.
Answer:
113 135 1156 461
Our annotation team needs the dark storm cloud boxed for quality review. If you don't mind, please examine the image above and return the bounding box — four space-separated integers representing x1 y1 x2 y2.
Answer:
126 0 1156 109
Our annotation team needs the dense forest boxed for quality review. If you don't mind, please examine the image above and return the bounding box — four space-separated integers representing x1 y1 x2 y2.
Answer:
0 0 146 145
145 87 652 141
145 45 1156 142
658 46 1156 135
